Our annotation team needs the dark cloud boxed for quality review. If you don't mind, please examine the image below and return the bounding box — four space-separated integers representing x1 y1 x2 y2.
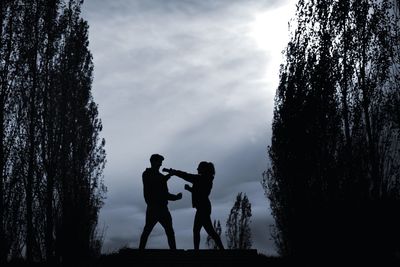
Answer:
82 0 296 256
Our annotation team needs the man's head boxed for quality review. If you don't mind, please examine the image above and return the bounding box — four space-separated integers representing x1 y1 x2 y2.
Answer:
150 154 164 169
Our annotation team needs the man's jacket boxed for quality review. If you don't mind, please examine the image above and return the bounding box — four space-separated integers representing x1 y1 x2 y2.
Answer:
142 168 179 207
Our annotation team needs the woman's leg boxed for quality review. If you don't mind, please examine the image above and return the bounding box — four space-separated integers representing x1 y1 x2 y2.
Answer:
203 215 225 250
193 211 202 250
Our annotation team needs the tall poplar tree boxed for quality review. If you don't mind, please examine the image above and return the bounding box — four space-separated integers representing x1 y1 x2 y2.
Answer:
0 0 106 263
264 0 400 260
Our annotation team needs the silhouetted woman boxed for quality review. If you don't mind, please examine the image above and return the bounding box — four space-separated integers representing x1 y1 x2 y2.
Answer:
163 162 224 250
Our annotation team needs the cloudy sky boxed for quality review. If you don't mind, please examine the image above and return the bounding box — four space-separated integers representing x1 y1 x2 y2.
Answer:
81 0 296 256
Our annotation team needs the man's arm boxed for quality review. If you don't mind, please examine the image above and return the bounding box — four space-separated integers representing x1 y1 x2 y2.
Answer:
142 172 150 205
164 173 173 181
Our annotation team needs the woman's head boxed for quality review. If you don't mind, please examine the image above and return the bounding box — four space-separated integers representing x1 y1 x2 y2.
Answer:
197 161 215 177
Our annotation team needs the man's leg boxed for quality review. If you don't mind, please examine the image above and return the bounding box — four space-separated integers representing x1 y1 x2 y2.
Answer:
139 207 157 249
159 208 176 250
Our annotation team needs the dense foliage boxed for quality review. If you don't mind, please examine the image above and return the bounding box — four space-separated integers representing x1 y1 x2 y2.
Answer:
263 0 400 259
0 0 106 263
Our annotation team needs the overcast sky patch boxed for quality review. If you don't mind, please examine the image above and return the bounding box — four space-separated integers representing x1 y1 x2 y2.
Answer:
82 0 296 255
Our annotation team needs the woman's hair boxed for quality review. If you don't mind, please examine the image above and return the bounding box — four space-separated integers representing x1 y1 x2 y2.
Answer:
198 161 215 177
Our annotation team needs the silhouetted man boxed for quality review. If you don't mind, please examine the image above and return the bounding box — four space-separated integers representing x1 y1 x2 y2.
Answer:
139 154 182 249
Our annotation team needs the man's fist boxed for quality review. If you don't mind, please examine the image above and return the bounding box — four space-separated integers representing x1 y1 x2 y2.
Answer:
176 193 183 200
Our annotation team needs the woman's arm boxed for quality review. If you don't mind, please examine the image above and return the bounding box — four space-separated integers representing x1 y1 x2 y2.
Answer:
184 184 193 192
163 168 198 183
168 192 182 201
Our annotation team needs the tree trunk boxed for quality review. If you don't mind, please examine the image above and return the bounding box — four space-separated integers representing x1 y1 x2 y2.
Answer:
26 2 40 260
0 95 5 263
26 79 36 263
